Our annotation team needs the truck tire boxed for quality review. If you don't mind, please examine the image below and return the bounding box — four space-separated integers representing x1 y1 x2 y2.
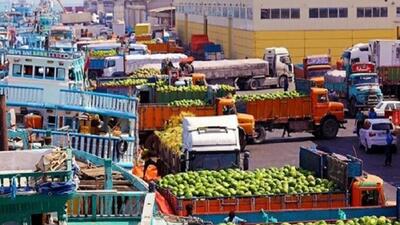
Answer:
278 75 287 88
246 78 259 90
321 118 339 139
252 125 266 144
312 130 323 139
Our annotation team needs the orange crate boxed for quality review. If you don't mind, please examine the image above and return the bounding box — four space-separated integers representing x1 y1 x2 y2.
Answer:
237 197 253 212
283 195 300 209
299 194 314 209
270 195 283 210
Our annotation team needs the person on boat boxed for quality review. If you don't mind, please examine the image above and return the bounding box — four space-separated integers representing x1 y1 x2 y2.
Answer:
224 211 246 224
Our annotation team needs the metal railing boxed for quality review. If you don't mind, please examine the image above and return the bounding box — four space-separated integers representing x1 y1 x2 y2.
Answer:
31 129 136 163
0 84 44 106
67 191 146 221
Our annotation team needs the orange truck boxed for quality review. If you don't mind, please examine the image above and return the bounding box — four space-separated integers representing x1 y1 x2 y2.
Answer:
145 41 184 54
138 98 255 149
295 55 332 87
236 79 346 143
160 146 385 216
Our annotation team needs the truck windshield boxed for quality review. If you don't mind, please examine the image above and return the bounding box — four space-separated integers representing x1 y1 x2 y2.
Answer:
308 69 329 78
353 75 378 85
189 152 239 171
372 123 393 131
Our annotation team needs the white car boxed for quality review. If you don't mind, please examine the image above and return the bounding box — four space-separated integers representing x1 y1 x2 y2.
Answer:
359 119 396 153
374 101 400 117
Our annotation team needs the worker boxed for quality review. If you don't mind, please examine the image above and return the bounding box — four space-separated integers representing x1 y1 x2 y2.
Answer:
223 94 237 115
384 129 394 167
282 123 291 138
283 76 289 92
328 89 338 102
368 108 377 119
224 211 246 225
185 204 193 217
142 150 161 181
355 108 365 136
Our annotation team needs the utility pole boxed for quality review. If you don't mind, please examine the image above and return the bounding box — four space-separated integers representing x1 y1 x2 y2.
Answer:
0 95 8 151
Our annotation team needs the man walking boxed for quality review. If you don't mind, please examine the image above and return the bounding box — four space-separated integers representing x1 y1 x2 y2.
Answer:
283 76 289 92
384 129 394 167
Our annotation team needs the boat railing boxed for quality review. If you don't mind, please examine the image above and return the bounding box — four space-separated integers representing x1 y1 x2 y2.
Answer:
31 129 136 163
67 190 148 221
0 84 138 119
0 84 44 106
59 89 138 118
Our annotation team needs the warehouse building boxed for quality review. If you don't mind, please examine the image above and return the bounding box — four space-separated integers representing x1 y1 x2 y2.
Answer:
175 0 400 63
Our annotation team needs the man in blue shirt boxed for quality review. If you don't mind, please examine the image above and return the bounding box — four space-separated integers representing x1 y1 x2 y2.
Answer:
224 211 246 224
385 129 394 167
368 108 377 119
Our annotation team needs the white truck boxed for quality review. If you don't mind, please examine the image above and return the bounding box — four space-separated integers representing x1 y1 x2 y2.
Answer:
166 115 249 173
102 53 187 77
181 47 294 90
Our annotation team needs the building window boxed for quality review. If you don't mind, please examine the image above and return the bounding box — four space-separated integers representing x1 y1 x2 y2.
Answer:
234 7 240 18
309 8 318 18
261 8 300 19
260 9 270 19
223 7 227 17
281 8 290 19
357 7 388 17
397 7 400 17
329 8 338 18
310 7 348 18
291 8 300 18
13 64 22 77
240 7 246 19
339 8 348 18
247 8 253 20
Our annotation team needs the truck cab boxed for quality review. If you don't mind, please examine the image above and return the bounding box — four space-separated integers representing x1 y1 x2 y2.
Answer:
347 64 383 113
303 55 332 87
263 47 294 86
181 115 249 171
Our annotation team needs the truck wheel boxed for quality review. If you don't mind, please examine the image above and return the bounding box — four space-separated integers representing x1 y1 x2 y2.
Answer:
246 79 259 90
252 125 266 144
321 118 339 139
278 75 287 88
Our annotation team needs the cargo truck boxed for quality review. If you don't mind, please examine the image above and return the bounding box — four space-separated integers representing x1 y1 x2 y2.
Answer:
102 53 187 77
295 55 332 87
325 62 383 117
159 146 385 216
138 98 255 151
236 79 346 143
368 40 400 98
156 115 250 175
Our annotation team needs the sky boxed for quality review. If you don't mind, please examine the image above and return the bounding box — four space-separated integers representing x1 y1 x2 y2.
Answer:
0 0 84 7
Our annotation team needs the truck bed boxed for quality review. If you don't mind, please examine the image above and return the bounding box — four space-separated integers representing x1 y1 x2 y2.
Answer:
139 104 216 131
192 59 269 80
236 97 312 122
378 66 400 85
159 187 347 216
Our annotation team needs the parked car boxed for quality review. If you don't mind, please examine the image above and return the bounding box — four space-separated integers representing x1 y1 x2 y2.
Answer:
359 118 396 153
374 101 400 117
